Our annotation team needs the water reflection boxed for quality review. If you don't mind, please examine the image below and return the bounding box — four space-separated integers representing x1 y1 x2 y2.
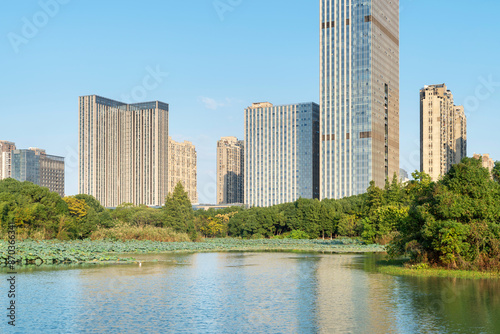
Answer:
1 253 499 333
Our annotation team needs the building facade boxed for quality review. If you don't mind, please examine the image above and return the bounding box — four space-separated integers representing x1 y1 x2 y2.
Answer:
320 0 400 199
244 102 320 207
217 136 244 204
36 149 65 197
10 148 65 197
168 137 198 204
79 96 169 207
0 141 16 180
473 153 495 175
420 84 467 181
399 168 409 183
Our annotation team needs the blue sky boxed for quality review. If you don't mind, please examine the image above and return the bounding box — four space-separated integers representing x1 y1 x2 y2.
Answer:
1 0 499 204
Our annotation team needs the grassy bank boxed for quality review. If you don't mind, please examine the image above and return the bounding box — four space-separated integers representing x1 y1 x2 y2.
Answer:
378 260 500 279
0 238 384 266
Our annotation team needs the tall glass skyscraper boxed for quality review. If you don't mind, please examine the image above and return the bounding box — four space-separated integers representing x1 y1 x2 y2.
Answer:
320 0 399 199
245 102 320 207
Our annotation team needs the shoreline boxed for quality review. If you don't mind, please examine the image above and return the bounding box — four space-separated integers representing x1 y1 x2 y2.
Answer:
377 260 500 280
1 238 385 266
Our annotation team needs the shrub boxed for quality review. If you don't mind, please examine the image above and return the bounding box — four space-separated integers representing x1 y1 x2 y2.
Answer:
90 222 190 242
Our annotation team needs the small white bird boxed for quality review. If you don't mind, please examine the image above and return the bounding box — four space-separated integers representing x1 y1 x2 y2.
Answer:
139 262 142 267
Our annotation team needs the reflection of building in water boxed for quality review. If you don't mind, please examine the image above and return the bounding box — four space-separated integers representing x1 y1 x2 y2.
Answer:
314 255 397 333
188 253 319 333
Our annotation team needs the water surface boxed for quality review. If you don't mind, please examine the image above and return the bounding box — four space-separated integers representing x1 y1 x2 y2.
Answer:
1 252 499 333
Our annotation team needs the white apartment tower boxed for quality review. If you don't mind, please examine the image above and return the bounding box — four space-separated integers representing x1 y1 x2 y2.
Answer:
245 102 320 207
420 84 467 181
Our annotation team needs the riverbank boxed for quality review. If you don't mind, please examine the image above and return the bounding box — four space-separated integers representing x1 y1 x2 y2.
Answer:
378 260 500 279
0 238 384 265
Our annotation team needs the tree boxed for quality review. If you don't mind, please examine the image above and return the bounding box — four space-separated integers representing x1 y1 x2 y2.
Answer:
163 182 194 234
493 161 500 182
389 158 500 269
386 173 403 205
74 194 105 213
63 197 88 220
367 180 384 210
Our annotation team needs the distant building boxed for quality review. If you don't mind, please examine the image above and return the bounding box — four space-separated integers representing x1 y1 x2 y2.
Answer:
245 102 320 207
473 153 495 175
399 168 410 183
0 141 16 180
320 0 400 199
193 203 246 211
217 136 244 204
79 95 169 207
10 148 65 197
420 84 467 181
168 137 198 204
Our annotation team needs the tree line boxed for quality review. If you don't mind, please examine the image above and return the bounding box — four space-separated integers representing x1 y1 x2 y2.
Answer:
1 158 499 270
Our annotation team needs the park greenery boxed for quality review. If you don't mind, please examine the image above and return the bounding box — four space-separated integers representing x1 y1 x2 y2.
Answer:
0 238 383 266
0 157 499 271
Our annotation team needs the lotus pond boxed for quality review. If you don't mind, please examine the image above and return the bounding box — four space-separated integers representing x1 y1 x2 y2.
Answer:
0 238 384 266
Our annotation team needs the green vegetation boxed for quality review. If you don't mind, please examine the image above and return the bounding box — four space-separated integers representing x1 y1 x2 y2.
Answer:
378 260 500 279
493 161 500 183
388 158 500 271
0 238 384 266
1 157 499 272
90 223 191 242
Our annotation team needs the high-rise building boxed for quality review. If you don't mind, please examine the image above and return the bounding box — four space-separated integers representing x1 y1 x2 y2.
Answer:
0 141 16 180
10 148 65 197
217 136 244 204
35 148 65 197
244 102 320 207
79 96 169 207
168 137 198 204
473 153 495 175
420 84 467 181
399 168 409 183
320 0 400 199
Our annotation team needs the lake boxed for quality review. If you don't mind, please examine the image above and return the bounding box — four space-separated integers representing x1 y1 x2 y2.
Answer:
2 252 499 333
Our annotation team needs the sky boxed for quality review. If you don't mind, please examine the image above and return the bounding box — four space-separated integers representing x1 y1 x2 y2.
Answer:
0 0 499 204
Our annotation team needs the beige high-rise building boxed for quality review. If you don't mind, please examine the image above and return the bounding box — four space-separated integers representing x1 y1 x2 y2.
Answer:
217 136 244 204
420 84 467 181
473 153 495 175
0 141 16 180
79 96 169 207
168 137 197 204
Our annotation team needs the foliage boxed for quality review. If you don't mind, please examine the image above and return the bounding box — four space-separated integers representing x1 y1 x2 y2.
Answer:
493 161 500 183
90 222 190 242
0 179 69 239
63 197 88 220
163 182 195 236
288 230 310 239
362 205 409 244
378 260 500 279
389 158 500 270
197 212 235 238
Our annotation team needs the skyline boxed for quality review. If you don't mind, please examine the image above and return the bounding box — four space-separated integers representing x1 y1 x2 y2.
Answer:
1 0 499 204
